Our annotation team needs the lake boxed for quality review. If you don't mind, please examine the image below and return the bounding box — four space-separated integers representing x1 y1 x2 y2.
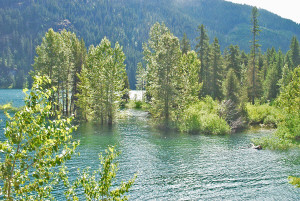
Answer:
0 89 299 200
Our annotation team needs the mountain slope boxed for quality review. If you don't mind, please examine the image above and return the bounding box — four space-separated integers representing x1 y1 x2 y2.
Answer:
0 0 299 88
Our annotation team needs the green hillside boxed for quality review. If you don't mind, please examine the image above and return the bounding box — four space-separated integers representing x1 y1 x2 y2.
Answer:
0 0 299 88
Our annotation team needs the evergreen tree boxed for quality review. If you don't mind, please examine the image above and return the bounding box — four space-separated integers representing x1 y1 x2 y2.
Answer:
263 48 284 101
143 23 182 124
240 50 249 67
223 69 239 104
180 33 191 55
78 37 126 124
178 50 201 113
276 49 284 80
33 29 86 116
264 63 279 101
71 38 87 117
249 6 261 104
33 29 64 111
210 37 223 100
278 64 292 92
121 71 130 106
77 66 91 122
135 62 146 92
195 24 210 97
226 45 241 80
33 29 61 85
289 36 300 69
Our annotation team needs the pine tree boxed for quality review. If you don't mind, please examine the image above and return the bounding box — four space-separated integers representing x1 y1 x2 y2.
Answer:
33 29 86 116
289 36 300 69
121 71 130 106
78 37 126 124
226 45 241 80
249 6 261 104
262 48 284 101
71 38 87 116
210 37 223 100
33 28 61 85
264 63 279 101
180 33 191 55
178 50 201 113
223 69 239 104
195 24 210 97
135 62 146 91
278 64 292 92
143 23 182 124
240 50 249 67
33 29 64 111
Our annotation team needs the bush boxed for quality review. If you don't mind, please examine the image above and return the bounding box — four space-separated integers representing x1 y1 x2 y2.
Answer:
178 97 231 135
134 100 143 109
126 100 145 109
252 135 296 150
288 176 300 188
246 103 283 127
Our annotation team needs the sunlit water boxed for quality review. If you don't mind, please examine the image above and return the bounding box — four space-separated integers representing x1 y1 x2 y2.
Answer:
0 89 299 200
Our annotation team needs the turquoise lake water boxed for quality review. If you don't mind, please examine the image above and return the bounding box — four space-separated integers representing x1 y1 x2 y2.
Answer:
0 89 299 200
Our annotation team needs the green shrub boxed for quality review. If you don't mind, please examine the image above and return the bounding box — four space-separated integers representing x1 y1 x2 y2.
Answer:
134 100 143 109
252 135 296 150
246 103 283 127
126 100 147 109
288 176 300 188
178 97 230 135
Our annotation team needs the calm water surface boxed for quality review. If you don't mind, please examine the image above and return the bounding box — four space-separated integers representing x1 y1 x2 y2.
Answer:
0 89 299 200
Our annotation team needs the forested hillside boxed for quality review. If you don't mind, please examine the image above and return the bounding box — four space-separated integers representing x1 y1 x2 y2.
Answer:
1 0 299 88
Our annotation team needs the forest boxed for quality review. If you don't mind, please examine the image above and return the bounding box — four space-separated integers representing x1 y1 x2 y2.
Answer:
0 1 299 200
0 0 300 89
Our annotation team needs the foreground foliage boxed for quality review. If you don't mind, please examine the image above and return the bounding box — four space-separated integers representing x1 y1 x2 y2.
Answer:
0 76 135 200
0 76 79 200
66 146 136 201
